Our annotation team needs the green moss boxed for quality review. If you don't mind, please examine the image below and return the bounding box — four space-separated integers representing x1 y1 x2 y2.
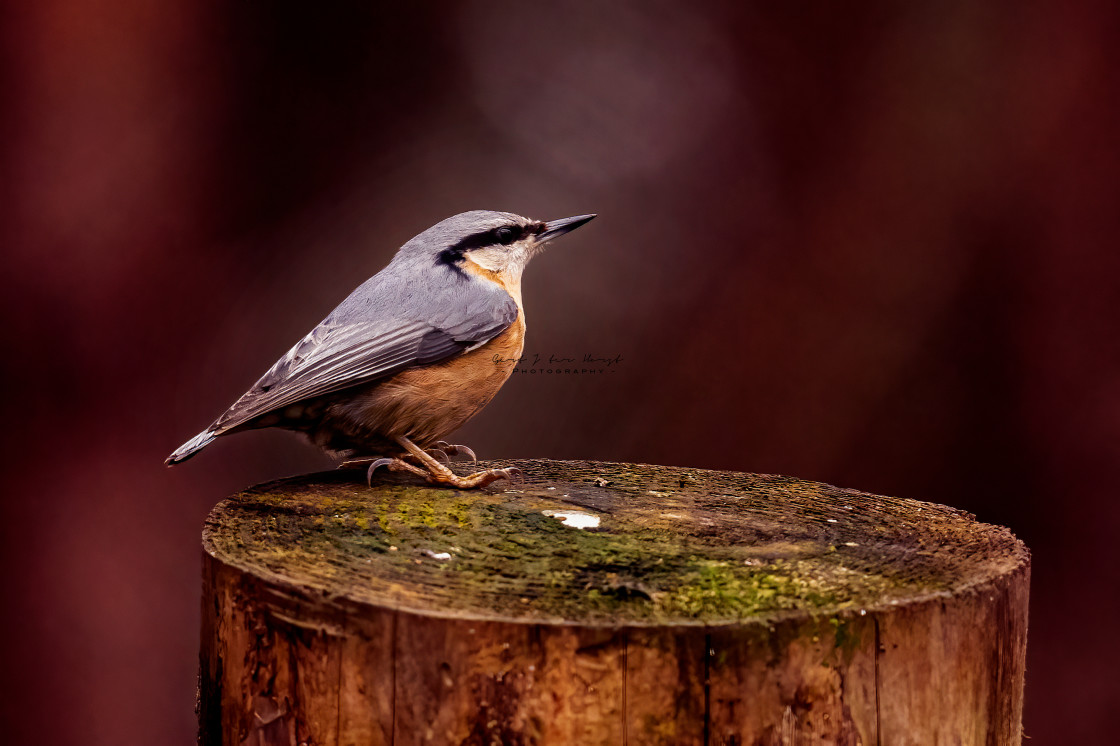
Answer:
206 462 1017 624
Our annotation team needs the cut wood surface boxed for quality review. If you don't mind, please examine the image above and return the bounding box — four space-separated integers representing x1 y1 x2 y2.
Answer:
199 459 1029 745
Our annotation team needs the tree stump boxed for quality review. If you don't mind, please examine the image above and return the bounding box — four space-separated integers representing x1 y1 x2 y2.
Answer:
199 460 1029 745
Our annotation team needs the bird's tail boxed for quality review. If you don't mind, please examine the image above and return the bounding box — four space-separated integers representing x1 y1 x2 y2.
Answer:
166 429 218 465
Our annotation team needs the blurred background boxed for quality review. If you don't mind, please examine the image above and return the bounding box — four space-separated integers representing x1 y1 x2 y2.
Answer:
2 0 1118 742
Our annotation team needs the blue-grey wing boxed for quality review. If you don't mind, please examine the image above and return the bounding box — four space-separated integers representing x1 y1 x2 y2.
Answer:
207 272 517 434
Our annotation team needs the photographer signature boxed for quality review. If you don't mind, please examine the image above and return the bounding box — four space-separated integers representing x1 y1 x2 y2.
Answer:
492 352 624 369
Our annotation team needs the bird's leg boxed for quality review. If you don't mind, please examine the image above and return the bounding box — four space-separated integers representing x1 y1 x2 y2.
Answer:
340 446 450 470
431 441 478 462
399 446 451 464
396 436 521 489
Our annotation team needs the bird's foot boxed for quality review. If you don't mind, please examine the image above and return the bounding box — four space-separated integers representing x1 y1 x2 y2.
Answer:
340 443 453 468
430 441 478 462
394 435 520 489
426 465 524 489
343 439 518 489
338 455 430 485
361 457 521 488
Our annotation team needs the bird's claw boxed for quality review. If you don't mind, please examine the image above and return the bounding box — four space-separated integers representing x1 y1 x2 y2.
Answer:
432 441 478 462
366 457 397 486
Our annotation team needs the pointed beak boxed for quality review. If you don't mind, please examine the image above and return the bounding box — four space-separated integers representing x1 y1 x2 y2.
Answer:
537 213 596 243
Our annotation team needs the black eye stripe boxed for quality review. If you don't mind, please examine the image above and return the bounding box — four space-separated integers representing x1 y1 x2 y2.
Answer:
442 223 542 256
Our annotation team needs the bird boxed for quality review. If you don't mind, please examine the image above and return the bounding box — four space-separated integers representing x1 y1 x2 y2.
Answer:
166 210 596 488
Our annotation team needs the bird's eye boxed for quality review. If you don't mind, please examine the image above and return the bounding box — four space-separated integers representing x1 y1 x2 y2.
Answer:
494 227 517 245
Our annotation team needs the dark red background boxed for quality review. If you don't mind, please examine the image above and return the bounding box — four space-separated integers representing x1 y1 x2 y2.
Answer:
3 1 1118 742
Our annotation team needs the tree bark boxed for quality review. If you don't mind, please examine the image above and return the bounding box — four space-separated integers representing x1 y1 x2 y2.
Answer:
199 459 1029 745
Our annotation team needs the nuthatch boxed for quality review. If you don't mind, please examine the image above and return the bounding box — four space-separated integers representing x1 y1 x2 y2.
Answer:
167 211 595 488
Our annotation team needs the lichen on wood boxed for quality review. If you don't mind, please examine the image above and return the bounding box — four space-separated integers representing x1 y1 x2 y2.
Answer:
206 459 1023 625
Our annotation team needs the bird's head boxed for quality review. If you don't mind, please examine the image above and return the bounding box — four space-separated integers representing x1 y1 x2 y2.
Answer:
400 210 596 296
